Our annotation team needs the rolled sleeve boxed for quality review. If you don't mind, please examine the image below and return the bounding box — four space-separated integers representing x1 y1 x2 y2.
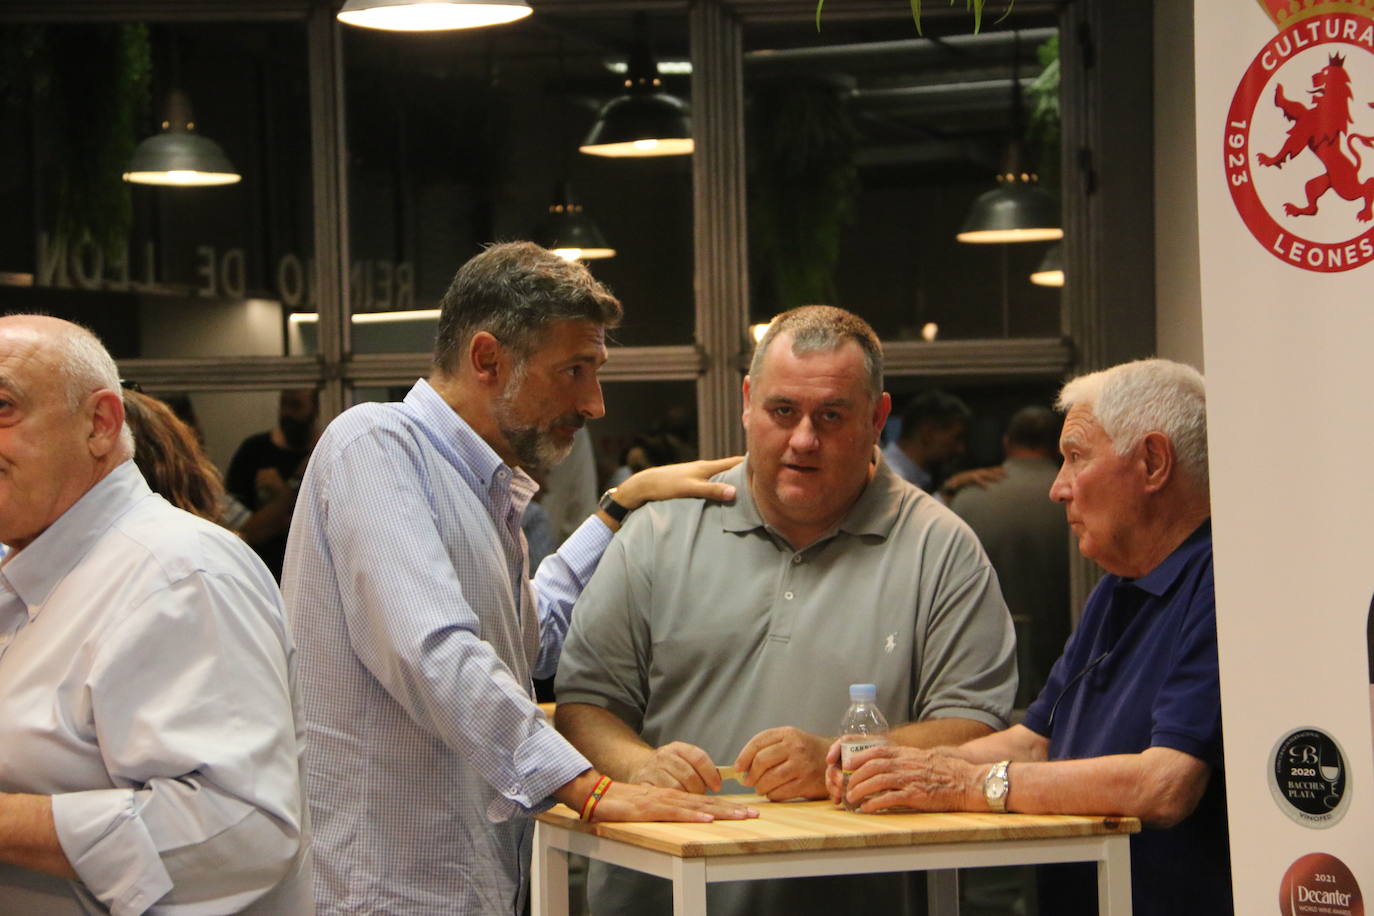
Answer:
52 790 170 916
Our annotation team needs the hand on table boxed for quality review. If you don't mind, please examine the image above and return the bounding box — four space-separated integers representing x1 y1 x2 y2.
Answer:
630 741 722 794
592 783 758 824
825 742 981 813
734 727 830 801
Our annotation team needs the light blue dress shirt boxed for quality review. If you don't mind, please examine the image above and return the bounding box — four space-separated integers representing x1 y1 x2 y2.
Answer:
880 439 932 492
0 461 313 916
282 379 609 915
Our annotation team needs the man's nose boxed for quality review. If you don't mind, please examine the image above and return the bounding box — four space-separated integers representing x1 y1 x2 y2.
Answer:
578 379 606 421
1049 466 1071 503
789 415 820 451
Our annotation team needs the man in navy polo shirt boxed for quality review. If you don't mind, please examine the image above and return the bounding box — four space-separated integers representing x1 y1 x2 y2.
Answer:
833 358 1231 916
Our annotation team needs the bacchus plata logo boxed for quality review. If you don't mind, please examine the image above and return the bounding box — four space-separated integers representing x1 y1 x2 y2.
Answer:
1269 726 1351 827
1225 1 1374 272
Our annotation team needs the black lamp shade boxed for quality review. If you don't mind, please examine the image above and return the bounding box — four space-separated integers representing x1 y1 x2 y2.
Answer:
580 91 693 158
956 180 1062 244
123 132 240 186
124 90 241 187
533 185 615 260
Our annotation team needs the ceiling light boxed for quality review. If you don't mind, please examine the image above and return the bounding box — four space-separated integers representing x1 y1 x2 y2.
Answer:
123 90 240 187
956 32 1060 244
532 182 616 261
581 13 692 158
1030 243 1064 287
337 0 531 31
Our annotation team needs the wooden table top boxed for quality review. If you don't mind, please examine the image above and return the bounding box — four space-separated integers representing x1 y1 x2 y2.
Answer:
536 797 1140 858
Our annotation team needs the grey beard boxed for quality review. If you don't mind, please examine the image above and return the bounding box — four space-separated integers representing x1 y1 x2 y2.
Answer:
492 371 578 475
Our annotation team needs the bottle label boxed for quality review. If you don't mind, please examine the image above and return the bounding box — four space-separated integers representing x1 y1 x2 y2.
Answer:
840 737 888 773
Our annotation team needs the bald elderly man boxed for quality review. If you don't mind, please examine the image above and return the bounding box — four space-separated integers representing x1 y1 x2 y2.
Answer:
835 358 1230 916
0 316 312 914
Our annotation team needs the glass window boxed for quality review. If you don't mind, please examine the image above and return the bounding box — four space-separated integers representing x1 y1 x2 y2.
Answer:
0 22 314 359
342 11 694 352
742 14 1062 340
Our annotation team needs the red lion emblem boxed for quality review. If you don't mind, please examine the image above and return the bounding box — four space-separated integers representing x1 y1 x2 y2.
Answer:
1257 53 1374 221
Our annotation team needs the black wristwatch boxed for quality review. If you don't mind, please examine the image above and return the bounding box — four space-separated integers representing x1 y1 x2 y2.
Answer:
598 487 632 524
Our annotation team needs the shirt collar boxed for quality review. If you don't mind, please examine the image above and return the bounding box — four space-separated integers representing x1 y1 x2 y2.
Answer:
720 450 905 541
403 379 536 503
1127 519 1213 597
0 460 149 617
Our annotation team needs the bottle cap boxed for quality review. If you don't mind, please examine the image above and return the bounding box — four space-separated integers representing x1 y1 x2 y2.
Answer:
849 683 877 702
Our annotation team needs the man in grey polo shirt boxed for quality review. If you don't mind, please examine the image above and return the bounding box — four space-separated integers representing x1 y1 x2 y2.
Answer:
555 305 1017 916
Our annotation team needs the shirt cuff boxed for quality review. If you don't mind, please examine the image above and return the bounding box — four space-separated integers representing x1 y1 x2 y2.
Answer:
559 514 614 580
1151 729 1220 767
52 789 173 916
484 724 591 822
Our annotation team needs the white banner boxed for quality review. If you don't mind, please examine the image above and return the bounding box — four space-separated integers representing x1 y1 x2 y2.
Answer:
1195 1 1374 912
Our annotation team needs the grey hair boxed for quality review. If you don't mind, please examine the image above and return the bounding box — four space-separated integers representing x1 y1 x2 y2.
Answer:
748 305 883 400
2 314 133 456
1057 358 1208 492
432 241 622 375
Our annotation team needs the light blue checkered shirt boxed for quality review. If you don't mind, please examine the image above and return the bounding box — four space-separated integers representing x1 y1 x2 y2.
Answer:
282 379 607 915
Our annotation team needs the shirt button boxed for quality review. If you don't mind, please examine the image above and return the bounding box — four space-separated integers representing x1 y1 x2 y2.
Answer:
784 591 794 600
792 555 802 565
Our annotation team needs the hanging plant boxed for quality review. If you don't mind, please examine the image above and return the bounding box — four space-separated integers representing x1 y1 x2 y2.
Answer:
816 0 1015 34
0 24 151 260
748 81 858 314
1025 34 1060 193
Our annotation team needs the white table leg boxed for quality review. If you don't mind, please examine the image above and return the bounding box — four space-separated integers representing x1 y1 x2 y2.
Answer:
1097 836 1132 915
671 857 708 916
531 823 569 916
928 867 960 916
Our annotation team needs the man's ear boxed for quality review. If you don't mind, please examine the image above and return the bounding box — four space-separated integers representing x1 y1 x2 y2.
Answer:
1140 431 1175 492
88 389 125 459
872 391 892 435
741 375 752 430
467 331 503 388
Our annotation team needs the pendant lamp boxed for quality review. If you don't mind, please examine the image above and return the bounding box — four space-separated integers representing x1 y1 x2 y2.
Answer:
956 33 1061 244
337 0 531 31
580 13 692 158
123 90 240 187
533 182 616 261
1029 243 1064 287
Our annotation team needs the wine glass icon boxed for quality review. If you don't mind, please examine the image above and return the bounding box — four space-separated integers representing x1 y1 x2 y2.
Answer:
1319 742 1342 810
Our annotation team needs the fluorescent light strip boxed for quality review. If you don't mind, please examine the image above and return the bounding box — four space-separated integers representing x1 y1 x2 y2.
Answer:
289 308 441 325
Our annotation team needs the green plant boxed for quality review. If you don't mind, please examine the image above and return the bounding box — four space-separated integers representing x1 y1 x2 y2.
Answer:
816 0 1014 34
747 82 857 314
1026 34 1060 193
0 24 151 260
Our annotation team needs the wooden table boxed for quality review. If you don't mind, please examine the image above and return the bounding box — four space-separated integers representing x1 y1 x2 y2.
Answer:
532 798 1138 916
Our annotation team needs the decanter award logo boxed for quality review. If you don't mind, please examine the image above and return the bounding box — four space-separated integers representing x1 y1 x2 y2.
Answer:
1269 727 1351 827
1279 852 1364 916
1224 4 1374 272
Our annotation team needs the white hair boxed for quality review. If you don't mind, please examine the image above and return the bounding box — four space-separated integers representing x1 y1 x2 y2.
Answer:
1057 358 1208 493
52 321 134 456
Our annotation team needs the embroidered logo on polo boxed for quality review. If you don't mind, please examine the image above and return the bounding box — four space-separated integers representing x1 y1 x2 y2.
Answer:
1224 0 1374 271
1269 726 1351 827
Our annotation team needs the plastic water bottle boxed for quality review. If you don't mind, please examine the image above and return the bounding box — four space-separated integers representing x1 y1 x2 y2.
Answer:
839 683 890 812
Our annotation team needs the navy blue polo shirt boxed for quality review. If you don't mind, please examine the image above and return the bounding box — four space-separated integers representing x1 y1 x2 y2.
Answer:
1023 521 1232 915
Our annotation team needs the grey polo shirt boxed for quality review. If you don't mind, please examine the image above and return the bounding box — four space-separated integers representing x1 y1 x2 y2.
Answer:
557 454 1015 771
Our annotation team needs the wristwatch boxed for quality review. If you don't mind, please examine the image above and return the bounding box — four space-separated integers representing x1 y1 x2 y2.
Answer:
983 760 1011 813
597 487 632 524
